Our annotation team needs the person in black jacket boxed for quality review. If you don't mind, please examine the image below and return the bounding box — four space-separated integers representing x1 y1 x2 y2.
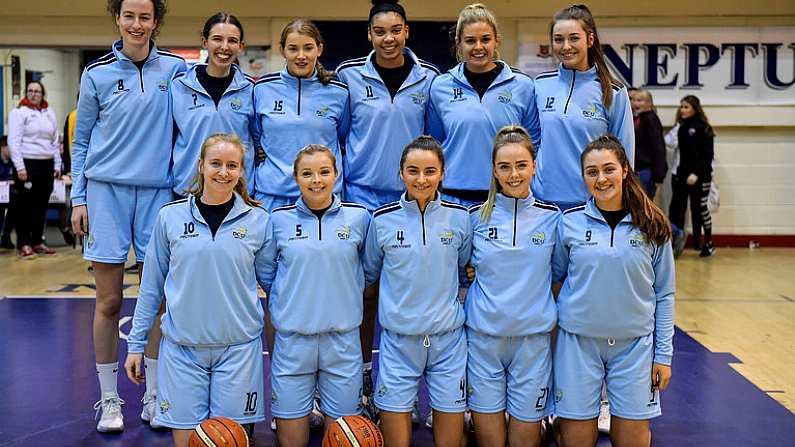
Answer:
630 89 667 198
669 95 715 257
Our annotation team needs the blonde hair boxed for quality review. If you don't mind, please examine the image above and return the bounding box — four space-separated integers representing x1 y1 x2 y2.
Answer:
187 133 261 207
479 125 535 223
454 3 500 62
634 88 656 113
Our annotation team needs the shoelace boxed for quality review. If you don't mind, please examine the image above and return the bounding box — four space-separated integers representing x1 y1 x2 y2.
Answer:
93 396 126 420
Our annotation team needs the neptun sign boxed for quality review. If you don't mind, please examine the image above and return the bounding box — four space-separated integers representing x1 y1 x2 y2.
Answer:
520 27 795 106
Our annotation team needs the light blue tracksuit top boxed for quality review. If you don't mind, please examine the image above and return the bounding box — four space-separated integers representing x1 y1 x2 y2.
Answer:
532 64 634 205
363 194 472 335
552 199 675 365
127 194 270 353
71 40 186 206
466 193 561 336
171 64 259 196
335 49 439 207
257 195 371 334
252 69 350 199
426 62 540 192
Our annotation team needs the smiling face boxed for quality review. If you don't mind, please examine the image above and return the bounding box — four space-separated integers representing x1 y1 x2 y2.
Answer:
201 141 243 200
458 21 499 73
400 149 444 205
494 143 536 199
583 149 626 210
552 19 593 71
281 32 323 78
631 90 653 114
295 151 337 210
369 12 408 68
115 0 157 50
203 22 244 73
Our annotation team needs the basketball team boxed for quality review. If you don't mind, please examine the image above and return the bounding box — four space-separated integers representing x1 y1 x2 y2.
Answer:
71 1 676 446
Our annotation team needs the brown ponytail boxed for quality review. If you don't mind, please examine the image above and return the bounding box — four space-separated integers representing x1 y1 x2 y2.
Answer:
551 4 620 109
280 18 336 85
581 134 671 245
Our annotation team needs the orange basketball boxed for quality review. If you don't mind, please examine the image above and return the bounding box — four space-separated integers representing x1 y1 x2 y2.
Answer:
323 415 384 447
188 416 249 447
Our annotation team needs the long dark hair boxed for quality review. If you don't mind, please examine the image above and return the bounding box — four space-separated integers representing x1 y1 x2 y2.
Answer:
202 12 244 42
676 95 715 137
581 134 671 244
480 125 536 222
107 0 167 38
280 19 335 85
551 4 619 109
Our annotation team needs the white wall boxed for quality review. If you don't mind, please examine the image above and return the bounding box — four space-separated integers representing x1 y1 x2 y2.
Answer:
1 49 81 140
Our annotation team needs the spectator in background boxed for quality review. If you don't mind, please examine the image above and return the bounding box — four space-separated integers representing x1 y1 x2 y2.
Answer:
0 136 16 249
630 88 667 199
669 95 715 257
8 80 61 258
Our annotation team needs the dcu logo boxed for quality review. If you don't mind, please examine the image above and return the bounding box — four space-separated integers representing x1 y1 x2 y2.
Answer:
531 232 546 245
315 105 329 117
410 92 427 105
439 230 454 246
232 226 248 239
582 103 597 119
629 232 646 248
157 79 169 92
159 400 170 414
230 98 243 111
336 225 351 240
497 91 512 104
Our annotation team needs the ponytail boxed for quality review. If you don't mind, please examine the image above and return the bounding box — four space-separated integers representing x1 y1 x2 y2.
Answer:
480 125 535 223
551 4 619 109
280 18 336 86
581 134 671 245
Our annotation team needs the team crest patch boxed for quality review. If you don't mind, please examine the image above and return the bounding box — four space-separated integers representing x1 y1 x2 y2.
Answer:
467 383 475 397
410 92 427 105
531 232 546 245
582 103 597 119
439 230 454 245
629 232 646 248
336 225 351 240
232 226 248 239
157 79 169 92
230 98 243 111
378 384 388 397
555 389 563 403
271 390 278 403
497 91 512 104
86 234 95 249
315 106 329 117
159 400 170 414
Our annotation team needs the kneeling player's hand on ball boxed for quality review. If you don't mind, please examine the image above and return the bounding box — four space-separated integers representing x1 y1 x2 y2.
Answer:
652 363 672 390
125 353 145 385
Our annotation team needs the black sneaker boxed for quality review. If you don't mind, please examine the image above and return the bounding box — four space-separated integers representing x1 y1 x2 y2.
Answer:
124 264 139 274
699 242 716 257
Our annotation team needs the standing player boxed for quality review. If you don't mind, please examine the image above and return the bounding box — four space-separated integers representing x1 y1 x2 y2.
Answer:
427 3 539 208
669 95 715 257
552 135 674 447
363 136 471 447
532 4 634 211
253 19 350 212
466 126 560 447
258 145 370 447
124 134 268 447
334 0 439 421
171 12 258 198
70 0 185 432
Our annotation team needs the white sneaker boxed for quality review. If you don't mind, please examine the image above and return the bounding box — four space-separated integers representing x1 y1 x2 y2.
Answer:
424 412 433 429
597 400 611 434
412 400 421 425
140 393 164 429
270 417 277 431
309 399 324 429
94 394 125 433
